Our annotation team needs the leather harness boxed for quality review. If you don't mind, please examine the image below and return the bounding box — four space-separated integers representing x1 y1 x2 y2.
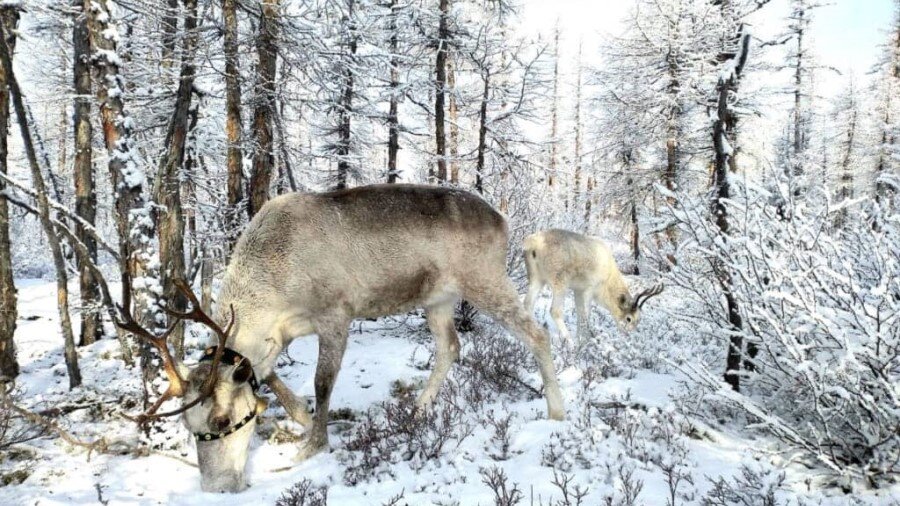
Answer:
193 346 263 442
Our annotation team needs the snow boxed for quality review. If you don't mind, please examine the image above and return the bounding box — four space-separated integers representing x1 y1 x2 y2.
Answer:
1 278 898 505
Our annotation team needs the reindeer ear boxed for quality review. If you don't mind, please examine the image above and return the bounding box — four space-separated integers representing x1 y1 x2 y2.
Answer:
232 358 254 384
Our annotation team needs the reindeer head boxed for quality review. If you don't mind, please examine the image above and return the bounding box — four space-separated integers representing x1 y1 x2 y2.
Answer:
613 284 664 333
118 279 263 493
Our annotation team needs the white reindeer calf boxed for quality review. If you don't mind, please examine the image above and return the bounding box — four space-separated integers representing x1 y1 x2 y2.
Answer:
523 229 662 342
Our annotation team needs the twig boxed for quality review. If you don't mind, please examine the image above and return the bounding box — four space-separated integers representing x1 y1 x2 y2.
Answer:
0 387 131 460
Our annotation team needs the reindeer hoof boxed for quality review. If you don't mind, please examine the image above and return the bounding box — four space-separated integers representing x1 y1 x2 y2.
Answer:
294 436 328 462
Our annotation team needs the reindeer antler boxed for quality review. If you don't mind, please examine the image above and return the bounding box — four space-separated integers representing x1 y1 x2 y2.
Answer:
116 276 234 423
632 284 664 309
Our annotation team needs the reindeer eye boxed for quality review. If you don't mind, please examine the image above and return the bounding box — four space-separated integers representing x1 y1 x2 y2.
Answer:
626 316 633 323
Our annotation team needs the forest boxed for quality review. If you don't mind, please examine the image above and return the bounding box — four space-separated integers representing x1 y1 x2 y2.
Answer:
0 0 898 504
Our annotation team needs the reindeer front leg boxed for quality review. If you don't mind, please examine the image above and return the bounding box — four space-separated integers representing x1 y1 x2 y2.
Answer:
295 319 348 461
264 372 312 427
549 285 572 344
573 289 594 343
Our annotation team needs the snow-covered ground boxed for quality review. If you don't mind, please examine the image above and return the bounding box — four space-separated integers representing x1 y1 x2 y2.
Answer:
1 276 898 505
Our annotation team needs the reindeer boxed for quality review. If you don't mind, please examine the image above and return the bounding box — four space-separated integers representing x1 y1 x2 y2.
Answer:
523 229 663 343
120 184 565 493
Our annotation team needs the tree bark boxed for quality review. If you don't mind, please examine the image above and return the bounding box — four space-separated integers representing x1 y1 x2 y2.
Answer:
0 7 18 381
386 0 400 183
88 0 155 388
223 0 244 254
161 0 179 75
248 0 279 218
155 0 199 359
335 0 356 190
572 44 583 211
712 26 751 392
73 0 101 346
475 69 489 195
548 23 560 187
433 0 449 183
448 55 459 184
0 19 82 388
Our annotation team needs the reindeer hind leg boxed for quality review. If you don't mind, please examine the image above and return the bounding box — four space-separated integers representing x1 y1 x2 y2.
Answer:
417 301 460 407
465 278 565 421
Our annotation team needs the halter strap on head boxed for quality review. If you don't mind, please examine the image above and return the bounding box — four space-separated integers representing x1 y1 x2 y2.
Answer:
194 408 259 442
198 346 260 392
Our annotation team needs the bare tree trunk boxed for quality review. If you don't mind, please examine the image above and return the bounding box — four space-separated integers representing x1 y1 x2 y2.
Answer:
712 25 750 392
57 53 68 181
0 7 18 381
475 69 489 195
161 0 179 75
548 23 560 188
385 0 400 183
248 0 279 218
835 82 858 229
875 7 899 203
156 0 199 359
448 55 460 184
433 0 449 183
73 0 101 346
223 0 244 254
335 0 356 190
0 20 82 388
88 0 155 389
572 43 583 211
663 44 681 264
386 0 400 183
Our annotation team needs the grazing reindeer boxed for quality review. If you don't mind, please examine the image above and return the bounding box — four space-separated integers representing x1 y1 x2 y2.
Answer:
523 229 663 343
121 184 565 493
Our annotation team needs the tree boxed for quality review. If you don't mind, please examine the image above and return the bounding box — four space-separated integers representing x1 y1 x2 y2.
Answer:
0 6 18 381
548 22 560 189
249 0 280 218
386 0 401 183
0 16 82 388
873 0 900 204
831 77 861 229
88 0 158 395
433 0 450 183
73 0 101 346
155 0 200 358
711 24 751 392
333 0 359 190
223 0 244 253
597 0 717 261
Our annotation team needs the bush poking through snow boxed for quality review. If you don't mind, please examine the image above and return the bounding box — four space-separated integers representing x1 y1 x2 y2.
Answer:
663 181 900 484
0 388 48 452
701 462 785 506
340 383 475 485
480 465 524 506
274 478 328 506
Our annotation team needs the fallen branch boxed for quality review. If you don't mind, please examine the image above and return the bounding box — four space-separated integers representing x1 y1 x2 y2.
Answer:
0 386 133 460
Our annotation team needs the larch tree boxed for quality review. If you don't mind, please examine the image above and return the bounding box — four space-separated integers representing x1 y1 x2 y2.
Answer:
155 0 201 358
87 0 159 395
386 0 401 183
0 16 82 388
433 0 450 183
223 0 245 253
873 0 900 205
830 77 862 229
73 0 101 346
547 21 560 189
249 0 280 218
0 5 18 381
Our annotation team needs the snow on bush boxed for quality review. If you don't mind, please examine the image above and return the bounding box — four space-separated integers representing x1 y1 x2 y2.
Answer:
663 178 900 486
